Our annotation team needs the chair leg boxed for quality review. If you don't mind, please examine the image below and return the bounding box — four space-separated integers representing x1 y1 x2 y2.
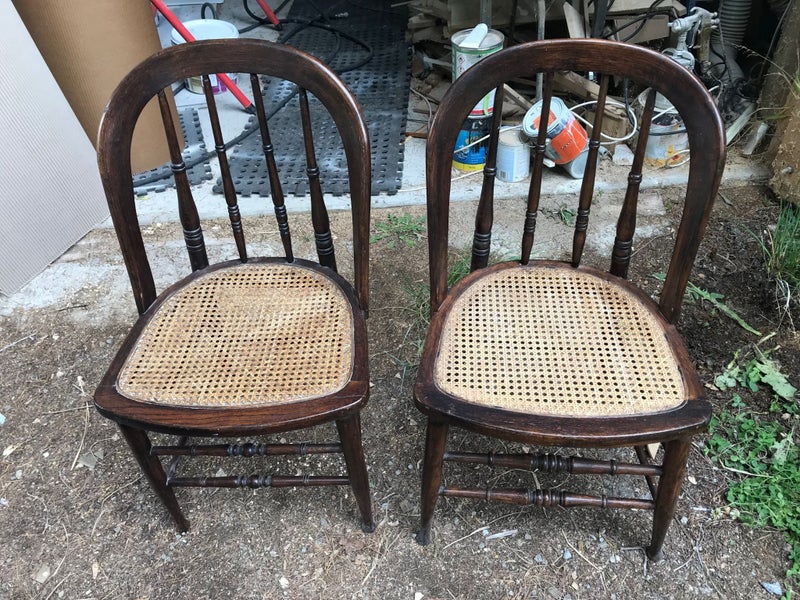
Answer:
118 424 189 532
416 419 449 545
336 414 375 533
647 438 691 561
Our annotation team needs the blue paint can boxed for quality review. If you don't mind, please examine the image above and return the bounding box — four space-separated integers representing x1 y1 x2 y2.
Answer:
453 116 491 172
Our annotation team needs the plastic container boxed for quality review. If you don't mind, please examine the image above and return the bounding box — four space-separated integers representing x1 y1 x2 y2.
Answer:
451 24 505 117
522 97 588 164
170 19 239 94
497 129 530 182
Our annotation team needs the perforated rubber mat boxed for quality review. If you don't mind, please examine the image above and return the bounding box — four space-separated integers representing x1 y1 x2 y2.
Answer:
133 108 212 195
219 0 411 197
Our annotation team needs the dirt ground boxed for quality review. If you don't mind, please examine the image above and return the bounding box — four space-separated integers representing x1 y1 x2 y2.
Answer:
0 182 797 599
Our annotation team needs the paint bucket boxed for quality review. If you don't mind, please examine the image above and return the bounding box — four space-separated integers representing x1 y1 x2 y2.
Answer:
170 19 239 94
452 24 505 117
497 129 530 182
637 90 688 166
453 116 491 172
521 97 588 164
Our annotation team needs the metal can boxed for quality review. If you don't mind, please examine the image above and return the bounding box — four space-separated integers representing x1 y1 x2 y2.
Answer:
453 116 491 172
497 129 530 182
522 97 588 164
451 25 505 117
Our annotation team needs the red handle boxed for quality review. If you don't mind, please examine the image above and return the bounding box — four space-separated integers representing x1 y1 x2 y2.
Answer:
150 0 254 112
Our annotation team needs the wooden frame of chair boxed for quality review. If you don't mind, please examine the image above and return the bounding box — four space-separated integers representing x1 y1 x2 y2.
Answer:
94 39 374 533
414 39 726 560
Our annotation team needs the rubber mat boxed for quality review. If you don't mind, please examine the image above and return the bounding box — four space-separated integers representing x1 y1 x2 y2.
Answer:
133 107 213 195
220 1 411 197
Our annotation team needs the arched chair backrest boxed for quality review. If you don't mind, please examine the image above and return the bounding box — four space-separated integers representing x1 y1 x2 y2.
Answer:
97 39 371 315
425 39 726 323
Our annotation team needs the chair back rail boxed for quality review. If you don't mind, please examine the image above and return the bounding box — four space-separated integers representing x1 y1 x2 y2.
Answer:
611 87 657 278
202 74 247 262
157 90 209 272
250 73 294 262
98 39 371 315
425 39 726 323
300 88 337 271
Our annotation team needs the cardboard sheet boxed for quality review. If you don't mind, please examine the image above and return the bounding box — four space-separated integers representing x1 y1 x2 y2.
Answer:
13 0 175 173
0 4 109 295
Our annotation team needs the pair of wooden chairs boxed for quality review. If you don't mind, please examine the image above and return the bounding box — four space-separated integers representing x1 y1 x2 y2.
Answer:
94 38 724 559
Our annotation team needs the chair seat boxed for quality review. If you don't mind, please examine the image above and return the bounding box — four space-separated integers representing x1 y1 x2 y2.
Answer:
116 262 354 408
433 264 687 418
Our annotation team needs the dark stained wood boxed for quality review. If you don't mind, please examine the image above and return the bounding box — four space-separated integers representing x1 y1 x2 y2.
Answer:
202 74 247 262
572 73 609 268
300 88 337 272
635 444 660 500
444 451 663 477
337 414 376 532
157 91 208 272
119 424 189 531
442 487 655 510
417 39 726 556
521 72 554 266
170 475 350 488
611 88 656 278
94 40 373 532
251 73 294 262
416 419 449 545
151 442 343 456
647 438 691 560
470 86 505 271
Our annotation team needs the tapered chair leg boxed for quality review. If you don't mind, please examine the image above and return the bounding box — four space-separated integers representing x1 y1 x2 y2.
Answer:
336 414 375 533
118 424 189 532
416 419 449 545
647 438 691 561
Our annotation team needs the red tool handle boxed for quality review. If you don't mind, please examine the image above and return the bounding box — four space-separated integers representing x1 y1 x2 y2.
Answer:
150 0 254 112
253 0 282 28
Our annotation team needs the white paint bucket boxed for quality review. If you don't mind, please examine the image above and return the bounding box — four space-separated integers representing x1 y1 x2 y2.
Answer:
497 129 530 182
638 89 688 166
170 19 239 94
451 25 505 117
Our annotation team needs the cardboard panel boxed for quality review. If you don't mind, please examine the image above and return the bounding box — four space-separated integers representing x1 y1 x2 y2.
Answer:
12 0 176 173
0 4 109 295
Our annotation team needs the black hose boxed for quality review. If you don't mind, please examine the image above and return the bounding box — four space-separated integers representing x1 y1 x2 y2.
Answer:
136 2 373 186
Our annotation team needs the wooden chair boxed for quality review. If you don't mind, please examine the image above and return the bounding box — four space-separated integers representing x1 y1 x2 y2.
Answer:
415 39 725 559
94 39 373 532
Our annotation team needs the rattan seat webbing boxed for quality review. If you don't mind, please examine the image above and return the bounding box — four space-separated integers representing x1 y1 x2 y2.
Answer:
433 266 686 417
117 263 354 407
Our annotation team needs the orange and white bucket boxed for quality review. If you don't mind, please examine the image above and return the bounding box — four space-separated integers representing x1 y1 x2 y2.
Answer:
521 97 587 164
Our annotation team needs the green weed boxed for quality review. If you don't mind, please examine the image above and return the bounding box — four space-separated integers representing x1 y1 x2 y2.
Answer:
707 345 800 587
766 203 800 290
652 274 761 335
558 206 576 227
407 251 472 326
370 214 426 248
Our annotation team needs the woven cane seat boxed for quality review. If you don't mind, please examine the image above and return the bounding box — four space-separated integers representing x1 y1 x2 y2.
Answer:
117 263 354 408
433 266 686 417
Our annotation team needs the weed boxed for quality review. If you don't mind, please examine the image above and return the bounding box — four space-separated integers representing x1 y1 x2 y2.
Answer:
652 274 761 335
407 251 472 327
749 203 800 319
708 344 800 587
370 214 426 248
766 203 800 289
715 346 798 402
558 206 576 227
542 205 576 227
